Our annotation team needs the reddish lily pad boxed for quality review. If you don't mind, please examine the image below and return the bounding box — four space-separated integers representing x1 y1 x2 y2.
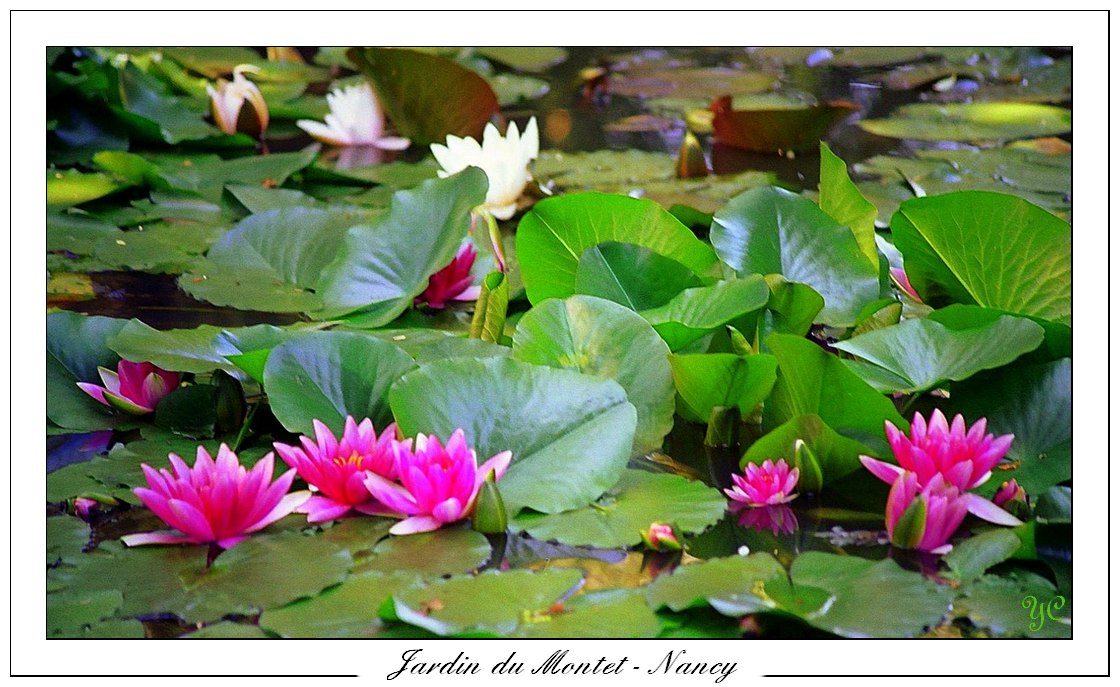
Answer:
710 95 860 153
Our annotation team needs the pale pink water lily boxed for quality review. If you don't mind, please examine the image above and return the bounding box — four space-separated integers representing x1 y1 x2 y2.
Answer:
859 409 1015 492
725 459 800 507
732 502 799 535
273 417 405 524
417 244 480 309
430 117 539 220
993 478 1026 507
77 360 180 415
122 444 308 549
296 82 409 149
364 429 512 535
206 64 269 138
641 522 682 551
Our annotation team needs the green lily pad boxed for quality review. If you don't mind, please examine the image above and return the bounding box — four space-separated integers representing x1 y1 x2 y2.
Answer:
263 330 416 436
943 529 1024 582
641 277 771 351
512 296 675 456
860 102 1071 142
514 588 660 638
669 353 778 424
818 142 878 268
47 211 120 256
354 527 492 577
764 333 904 448
314 168 487 324
47 588 123 636
387 568 584 636
154 148 319 204
182 621 271 638
712 187 880 327
954 571 1070 637
47 169 131 210
475 47 568 72
516 192 721 305
646 554 789 612
389 357 637 515
226 184 323 213
833 314 1045 393
948 358 1072 496
91 221 226 274
742 414 876 491
47 312 132 431
512 469 725 549
574 242 703 312
260 571 420 638
107 320 305 378
348 47 499 146
47 516 91 566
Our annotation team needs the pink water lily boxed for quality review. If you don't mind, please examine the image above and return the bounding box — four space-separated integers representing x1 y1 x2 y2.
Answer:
886 471 968 553
364 429 512 535
993 479 1026 507
641 522 682 551
725 459 800 507
122 444 308 549
417 244 480 309
273 417 404 523
77 360 180 415
860 409 1014 492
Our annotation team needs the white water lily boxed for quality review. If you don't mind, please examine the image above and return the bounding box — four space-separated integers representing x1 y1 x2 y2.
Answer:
206 64 269 138
430 117 539 220
297 82 409 150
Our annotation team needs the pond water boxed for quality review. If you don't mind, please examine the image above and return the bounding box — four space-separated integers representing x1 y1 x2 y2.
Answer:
46 46 1072 640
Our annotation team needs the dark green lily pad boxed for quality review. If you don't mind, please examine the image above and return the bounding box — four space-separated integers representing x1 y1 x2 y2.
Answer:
943 529 1024 582
860 102 1071 142
514 588 660 638
182 621 271 638
263 330 416 436
512 469 726 549
390 357 637 515
387 568 584 637
47 588 123 636
47 516 91 566
834 314 1045 393
512 295 675 456
107 320 306 378
91 221 226 274
354 527 491 577
712 187 879 327
516 192 721 305
646 554 789 612
892 191 1071 325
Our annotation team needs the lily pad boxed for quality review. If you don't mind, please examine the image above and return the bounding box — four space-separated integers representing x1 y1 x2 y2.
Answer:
47 516 91 566
669 353 779 424
891 191 1071 326
314 168 487 324
348 47 499 146
389 357 637 515
742 414 876 491
107 320 305 378
47 588 123 636
182 621 271 638
263 331 416 436
47 169 131 210
512 469 726 549
574 242 703 312
860 102 1071 142
641 277 771 351
516 192 721 305
386 568 584 636
833 314 1045 393
954 571 1071 637
514 588 660 638
711 96 859 153
646 554 789 612
354 527 492 577
512 296 675 456
943 529 1024 582
47 312 131 431
711 187 879 327
818 142 878 268
260 571 420 638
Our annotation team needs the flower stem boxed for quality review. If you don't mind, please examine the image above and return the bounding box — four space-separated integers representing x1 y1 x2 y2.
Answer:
231 401 260 453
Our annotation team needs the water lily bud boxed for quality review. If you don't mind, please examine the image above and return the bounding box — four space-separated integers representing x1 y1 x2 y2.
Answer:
641 522 681 552
676 130 710 178
207 64 269 138
791 439 824 494
472 470 509 534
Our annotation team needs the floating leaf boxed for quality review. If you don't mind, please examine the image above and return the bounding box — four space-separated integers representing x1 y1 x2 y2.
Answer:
670 353 778 424
860 102 1071 142
390 357 637 515
646 554 790 612
47 588 122 636
834 315 1045 393
475 47 568 72
891 191 1071 325
512 296 675 455
712 187 879 327
260 571 419 638
574 242 703 312
516 192 721 305
108 320 304 378
943 529 1024 582
388 568 584 637
47 516 91 566
47 312 132 431
954 572 1070 637
182 621 271 638
355 527 491 577
641 277 771 351
512 470 726 549
263 331 416 436
514 589 660 638
47 169 132 210
314 168 487 324
348 47 499 146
